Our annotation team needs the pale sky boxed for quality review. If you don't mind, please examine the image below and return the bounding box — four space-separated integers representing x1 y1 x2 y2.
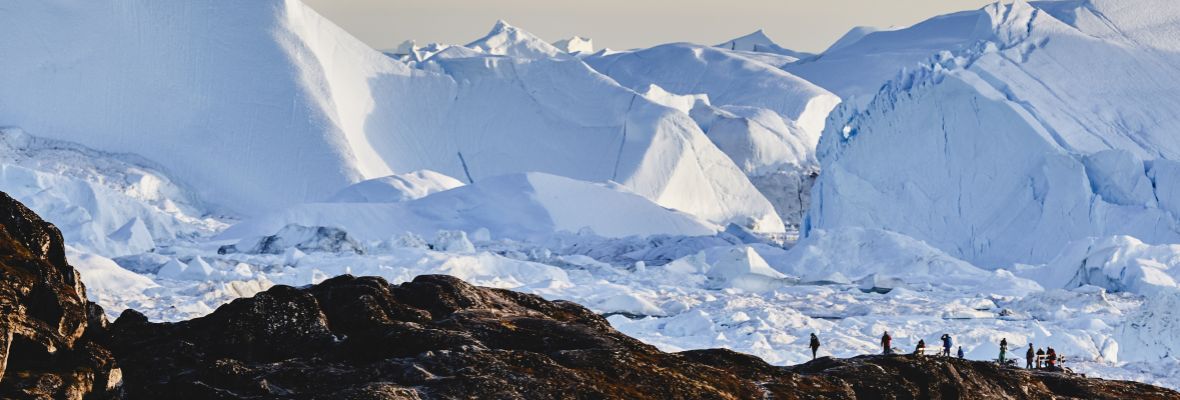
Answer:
303 0 993 53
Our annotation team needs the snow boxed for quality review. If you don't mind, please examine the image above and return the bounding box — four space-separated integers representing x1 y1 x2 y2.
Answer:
1018 236 1180 296
0 129 224 256
327 170 464 203
222 173 720 243
553 36 594 54
780 228 1041 296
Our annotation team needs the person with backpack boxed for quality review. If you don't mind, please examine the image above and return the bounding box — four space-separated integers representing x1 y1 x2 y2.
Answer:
881 331 893 355
809 333 821 360
1026 343 1035 369
940 334 953 357
999 338 1008 364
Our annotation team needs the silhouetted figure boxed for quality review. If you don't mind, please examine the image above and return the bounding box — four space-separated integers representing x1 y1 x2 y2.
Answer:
957 346 964 359
882 331 893 355
1026 344 1035 369
941 334 953 357
914 339 926 356
809 333 820 360
1036 348 1045 369
999 338 1008 364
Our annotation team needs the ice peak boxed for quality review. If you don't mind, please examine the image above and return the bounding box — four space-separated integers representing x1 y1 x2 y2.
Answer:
467 19 566 59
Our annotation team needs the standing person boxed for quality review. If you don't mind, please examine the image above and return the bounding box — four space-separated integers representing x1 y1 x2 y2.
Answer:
999 338 1008 364
809 333 821 360
940 334 953 357
1026 344 1035 369
1036 348 1045 368
882 331 893 355
957 346 964 359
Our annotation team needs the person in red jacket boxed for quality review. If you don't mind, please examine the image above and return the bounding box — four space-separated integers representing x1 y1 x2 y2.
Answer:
881 331 893 355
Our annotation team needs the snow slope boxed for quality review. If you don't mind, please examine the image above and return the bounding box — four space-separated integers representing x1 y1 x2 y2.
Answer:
223 173 719 243
327 170 465 203
0 4 780 233
808 0 1180 268
583 43 838 228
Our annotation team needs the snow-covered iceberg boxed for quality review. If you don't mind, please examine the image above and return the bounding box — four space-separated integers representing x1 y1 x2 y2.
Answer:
0 3 782 234
807 0 1180 268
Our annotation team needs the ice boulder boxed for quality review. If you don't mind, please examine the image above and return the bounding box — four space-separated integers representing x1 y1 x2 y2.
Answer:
156 257 215 281
777 228 1041 295
237 224 365 255
665 245 791 292
1019 236 1180 296
327 170 464 203
433 230 476 254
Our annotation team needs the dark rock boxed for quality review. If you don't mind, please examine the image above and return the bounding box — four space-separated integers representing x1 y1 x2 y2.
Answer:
106 274 1180 399
0 192 120 399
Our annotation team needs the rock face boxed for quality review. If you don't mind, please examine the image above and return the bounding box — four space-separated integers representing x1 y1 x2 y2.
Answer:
0 192 1177 399
106 274 1179 399
0 192 120 399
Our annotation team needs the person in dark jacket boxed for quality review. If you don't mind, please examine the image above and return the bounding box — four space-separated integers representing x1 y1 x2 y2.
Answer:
809 333 821 360
999 338 1008 364
1047 347 1058 367
881 331 893 355
957 346 964 359
940 334 953 357
1036 348 1045 368
914 339 927 356
1026 343 1035 369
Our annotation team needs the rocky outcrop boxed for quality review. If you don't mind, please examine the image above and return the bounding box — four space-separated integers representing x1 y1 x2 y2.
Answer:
0 192 121 399
0 192 1177 399
105 274 1180 399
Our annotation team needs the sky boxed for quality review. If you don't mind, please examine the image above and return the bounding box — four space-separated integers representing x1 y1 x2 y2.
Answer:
302 0 993 53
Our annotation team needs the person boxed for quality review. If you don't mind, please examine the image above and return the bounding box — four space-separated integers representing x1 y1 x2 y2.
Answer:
1026 344 1035 369
957 346 964 359
914 339 926 356
882 331 893 355
1036 348 1045 369
999 338 1008 364
1047 347 1057 368
941 334 953 357
809 333 821 360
